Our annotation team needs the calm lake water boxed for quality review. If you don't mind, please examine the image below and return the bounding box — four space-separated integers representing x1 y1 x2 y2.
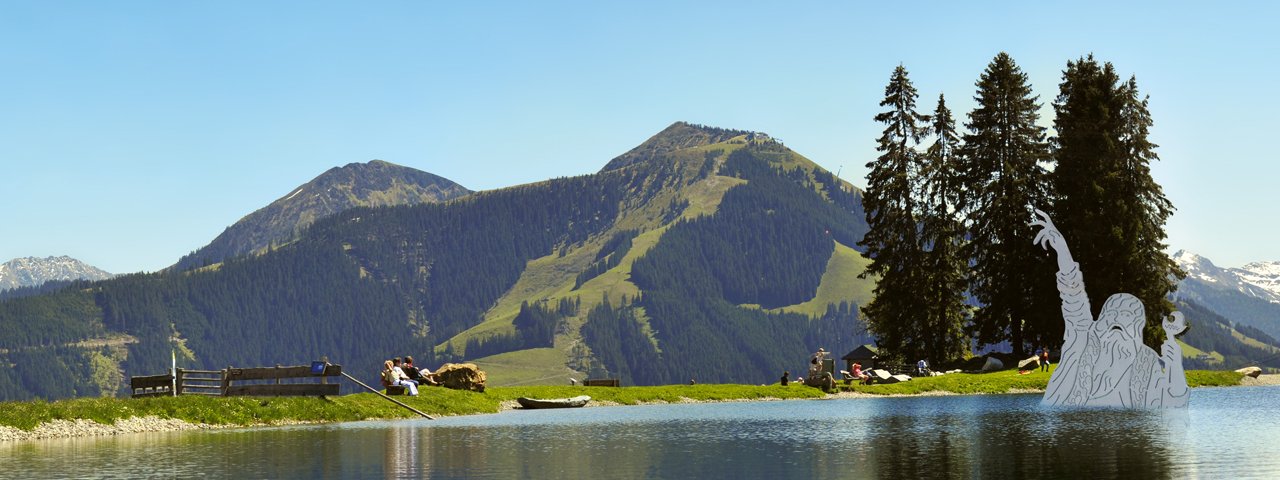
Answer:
2 386 1279 479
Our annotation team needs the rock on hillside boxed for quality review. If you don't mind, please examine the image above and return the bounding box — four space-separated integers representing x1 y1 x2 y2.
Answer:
0 256 112 291
174 160 471 270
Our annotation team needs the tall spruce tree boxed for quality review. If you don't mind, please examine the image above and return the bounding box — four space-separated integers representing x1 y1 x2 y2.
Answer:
1050 56 1183 347
960 53 1055 356
859 65 931 361
919 93 971 363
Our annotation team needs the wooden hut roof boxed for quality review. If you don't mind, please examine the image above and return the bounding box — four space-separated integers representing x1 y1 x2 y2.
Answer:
841 344 879 361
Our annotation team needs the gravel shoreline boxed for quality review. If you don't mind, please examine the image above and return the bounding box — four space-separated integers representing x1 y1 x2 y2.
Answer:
0 416 228 443
6 376 1274 443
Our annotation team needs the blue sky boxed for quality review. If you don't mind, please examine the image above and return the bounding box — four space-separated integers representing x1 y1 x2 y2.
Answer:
2 2 1275 273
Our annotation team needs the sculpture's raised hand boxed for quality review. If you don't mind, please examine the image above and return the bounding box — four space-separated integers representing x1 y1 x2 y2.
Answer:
1030 208 1074 268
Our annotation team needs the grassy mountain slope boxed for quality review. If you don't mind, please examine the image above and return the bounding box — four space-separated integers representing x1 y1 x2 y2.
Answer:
0 122 872 399
766 241 875 318
174 160 471 271
1177 299 1280 372
453 132 871 385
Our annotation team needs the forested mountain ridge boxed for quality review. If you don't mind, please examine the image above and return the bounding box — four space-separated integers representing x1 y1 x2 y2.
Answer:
1175 250 1280 341
173 159 471 271
1176 299 1280 372
0 122 875 400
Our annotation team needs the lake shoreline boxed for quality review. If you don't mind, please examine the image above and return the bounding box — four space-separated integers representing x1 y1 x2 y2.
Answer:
3 373 1268 443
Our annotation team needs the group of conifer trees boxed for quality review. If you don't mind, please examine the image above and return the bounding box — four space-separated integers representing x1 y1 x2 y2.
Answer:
860 53 1183 364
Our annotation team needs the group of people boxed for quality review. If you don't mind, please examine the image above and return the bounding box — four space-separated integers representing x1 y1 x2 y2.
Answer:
380 356 440 396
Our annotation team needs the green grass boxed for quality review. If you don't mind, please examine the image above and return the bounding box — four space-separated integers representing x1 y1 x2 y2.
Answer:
768 240 875 317
839 366 1245 395
840 368 1055 395
474 348 577 386
0 370 1248 432
1177 339 1224 363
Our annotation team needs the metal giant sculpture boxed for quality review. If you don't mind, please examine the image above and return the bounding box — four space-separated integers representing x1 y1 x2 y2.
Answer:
1032 209 1189 408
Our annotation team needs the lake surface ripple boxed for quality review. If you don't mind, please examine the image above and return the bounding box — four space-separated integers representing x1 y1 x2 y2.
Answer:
2 386 1279 479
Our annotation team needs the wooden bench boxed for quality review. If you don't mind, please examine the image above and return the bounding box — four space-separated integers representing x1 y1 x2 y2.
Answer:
223 364 342 397
131 363 343 398
583 378 620 387
130 374 174 398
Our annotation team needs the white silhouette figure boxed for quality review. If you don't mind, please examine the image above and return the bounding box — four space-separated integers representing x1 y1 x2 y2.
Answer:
1032 209 1188 408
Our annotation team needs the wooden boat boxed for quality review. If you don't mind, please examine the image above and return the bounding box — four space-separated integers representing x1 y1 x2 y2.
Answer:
516 395 591 409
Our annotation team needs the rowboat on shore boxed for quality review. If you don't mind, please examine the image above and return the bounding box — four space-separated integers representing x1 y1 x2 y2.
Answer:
516 395 591 409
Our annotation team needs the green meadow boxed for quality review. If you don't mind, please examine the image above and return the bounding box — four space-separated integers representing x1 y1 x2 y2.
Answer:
0 369 1245 432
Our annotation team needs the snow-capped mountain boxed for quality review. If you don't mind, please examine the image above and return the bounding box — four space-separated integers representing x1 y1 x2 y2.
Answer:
0 256 113 291
1175 250 1280 304
1174 250 1280 340
1235 260 1280 303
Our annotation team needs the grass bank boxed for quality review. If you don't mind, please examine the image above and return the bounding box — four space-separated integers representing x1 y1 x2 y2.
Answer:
835 366 1243 395
0 369 1246 434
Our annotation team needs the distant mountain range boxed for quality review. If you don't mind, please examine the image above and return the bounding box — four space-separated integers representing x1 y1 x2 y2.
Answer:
173 159 472 271
1174 250 1280 341
0 256 112 292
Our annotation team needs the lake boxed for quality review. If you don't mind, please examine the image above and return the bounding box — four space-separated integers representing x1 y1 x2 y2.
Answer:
2 386 1279 479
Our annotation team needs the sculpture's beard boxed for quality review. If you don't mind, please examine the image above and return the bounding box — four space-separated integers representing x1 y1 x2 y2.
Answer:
1095 326 1139 394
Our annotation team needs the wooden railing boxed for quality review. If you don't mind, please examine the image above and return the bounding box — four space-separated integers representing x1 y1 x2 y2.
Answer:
131 363 342 398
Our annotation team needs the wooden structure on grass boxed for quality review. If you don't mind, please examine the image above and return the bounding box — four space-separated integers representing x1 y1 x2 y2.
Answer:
130 363 342 398
841 344 880 373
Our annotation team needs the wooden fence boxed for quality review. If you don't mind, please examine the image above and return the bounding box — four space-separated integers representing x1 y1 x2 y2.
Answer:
130 363 342 398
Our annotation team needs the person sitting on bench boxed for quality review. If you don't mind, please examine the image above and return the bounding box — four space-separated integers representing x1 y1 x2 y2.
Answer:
842 362 871 385
382 360 418 396
402 356 439 386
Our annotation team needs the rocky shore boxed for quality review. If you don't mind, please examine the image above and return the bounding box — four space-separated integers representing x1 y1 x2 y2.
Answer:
6 375 1275 443
0 416 225 443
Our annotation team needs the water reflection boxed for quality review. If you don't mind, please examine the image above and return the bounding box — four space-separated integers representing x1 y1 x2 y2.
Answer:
1 388 1279 479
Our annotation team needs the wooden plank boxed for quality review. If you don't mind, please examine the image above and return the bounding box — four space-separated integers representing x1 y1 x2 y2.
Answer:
180 378 222 386
178 369 222 375
130 374 174 389
224 364 342 381
224 384 340 397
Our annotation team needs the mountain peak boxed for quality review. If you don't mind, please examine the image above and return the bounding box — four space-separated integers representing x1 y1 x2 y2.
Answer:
1175 249 1280 305
600 121 753 172
0 256 113 291
174 160 472 270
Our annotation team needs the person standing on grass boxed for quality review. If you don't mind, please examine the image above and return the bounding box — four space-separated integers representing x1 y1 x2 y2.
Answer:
1040 347 1051 372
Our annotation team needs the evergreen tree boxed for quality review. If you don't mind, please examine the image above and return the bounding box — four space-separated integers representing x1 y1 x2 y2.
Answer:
918 93 971 363
859 65 931 361
959 53 1055 355
1050 56 1183 347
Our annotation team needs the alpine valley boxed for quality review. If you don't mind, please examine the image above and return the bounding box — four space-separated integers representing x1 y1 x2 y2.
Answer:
0 122 877 400
3 123 1275 401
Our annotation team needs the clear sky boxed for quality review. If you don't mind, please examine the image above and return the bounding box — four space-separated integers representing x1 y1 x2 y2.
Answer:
2 2 1275 273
